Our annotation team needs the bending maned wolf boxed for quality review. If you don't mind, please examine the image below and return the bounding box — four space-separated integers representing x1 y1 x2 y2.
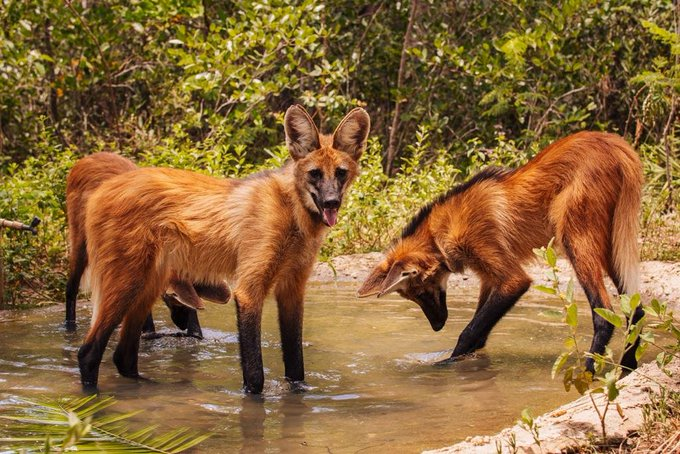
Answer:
65 152 231 337
78 105 370 393
359 132 643 373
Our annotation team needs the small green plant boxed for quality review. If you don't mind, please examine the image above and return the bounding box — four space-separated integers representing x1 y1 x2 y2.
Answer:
533 239 680 445
0 394 210 453
518 408 542 451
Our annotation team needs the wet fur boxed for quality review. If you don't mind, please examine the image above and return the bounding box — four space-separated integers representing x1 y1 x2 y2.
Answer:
360 132 643 372
78 106 370 393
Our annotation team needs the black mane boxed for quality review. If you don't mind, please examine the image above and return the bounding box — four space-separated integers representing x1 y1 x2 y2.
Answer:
400 167 510 239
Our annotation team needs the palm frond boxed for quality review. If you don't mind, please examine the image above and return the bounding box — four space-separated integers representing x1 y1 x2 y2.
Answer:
0 395 211 453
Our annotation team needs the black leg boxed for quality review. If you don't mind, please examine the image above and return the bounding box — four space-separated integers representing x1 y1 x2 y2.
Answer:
65 241 87 331
583 295 615 373
278 304 304 383
164 294 190 331
113 312 147 378
450 282 530 359
78 325 115 391
609 272 644 372
236 296 264 394
185 310 203 339
562 236 616 374
142 313 156 334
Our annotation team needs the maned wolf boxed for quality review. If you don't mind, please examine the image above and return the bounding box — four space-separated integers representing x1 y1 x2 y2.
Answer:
65 152 231 337
78 105 370 393
359 131 643 373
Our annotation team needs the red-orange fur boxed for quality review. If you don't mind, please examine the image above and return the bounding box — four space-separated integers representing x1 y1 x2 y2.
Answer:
360 132 643 370
65 153 228 332
66 153 136 276
65 153 137 328
78 106 370 392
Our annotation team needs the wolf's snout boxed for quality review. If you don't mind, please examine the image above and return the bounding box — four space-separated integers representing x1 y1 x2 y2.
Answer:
323 199 340 209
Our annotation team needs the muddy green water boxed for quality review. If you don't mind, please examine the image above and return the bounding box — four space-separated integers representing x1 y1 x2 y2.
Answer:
1 283 602 452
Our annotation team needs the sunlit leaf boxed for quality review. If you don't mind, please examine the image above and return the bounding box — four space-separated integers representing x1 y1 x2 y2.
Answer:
552 352 571 379
635 342 649 362
594 308 623 328
0 396 211 453
565 279 574 303
534 284 557 295
565 303 578 328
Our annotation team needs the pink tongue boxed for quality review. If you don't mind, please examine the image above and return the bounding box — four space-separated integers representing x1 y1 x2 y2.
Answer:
323 208 338 227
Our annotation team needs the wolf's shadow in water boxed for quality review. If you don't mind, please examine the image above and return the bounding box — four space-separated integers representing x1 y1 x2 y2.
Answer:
239 392 310 453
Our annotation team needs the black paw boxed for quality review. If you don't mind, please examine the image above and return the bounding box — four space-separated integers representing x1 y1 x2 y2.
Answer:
288 380 311 393
434 352 478 366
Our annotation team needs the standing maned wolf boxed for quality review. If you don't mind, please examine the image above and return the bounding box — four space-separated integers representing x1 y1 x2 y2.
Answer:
78 105 370 393
65 152 231 337
359 131 643 373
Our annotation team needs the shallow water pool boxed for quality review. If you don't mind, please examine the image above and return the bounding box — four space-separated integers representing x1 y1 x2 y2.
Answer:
0 282 602 452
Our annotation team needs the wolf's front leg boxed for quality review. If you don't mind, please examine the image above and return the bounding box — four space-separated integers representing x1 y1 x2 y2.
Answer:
275 280 305 384
235 290 265 394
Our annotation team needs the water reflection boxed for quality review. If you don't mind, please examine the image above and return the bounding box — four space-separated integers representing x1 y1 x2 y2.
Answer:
240 395 266 453
0 284 626 451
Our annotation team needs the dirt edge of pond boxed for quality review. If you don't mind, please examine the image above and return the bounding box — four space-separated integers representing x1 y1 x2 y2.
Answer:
311 253 680 312
312 253 680 453
424 359 680 454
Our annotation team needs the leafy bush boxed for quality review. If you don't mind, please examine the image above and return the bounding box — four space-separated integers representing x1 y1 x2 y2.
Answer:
1 0 677 305
0 125 75 305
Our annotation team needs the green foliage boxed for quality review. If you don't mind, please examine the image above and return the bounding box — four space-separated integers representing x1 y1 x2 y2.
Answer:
0 125 75 305
534 239 680 444
0 0 677 303
518 408 542 451
0 394 210 453
1 0 676 163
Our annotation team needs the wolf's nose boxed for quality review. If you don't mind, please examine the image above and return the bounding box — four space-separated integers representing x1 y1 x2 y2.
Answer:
323 199 340 209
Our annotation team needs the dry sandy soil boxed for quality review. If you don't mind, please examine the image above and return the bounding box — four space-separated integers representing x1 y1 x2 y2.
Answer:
311 253 680 453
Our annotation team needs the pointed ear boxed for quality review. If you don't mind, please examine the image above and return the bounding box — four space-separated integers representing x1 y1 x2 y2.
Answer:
357 260 419 298
284 104 320 160
433 237 455 273
357 263 388 298
332 107 370 160
378 262 418 297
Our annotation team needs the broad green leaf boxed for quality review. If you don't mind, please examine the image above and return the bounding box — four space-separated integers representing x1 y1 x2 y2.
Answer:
635 341 649 362
620 294 631 317
565 303 578 328
565 279 574 303
629 294 641 313
626 325 642 345
552 352 571 379
546 246 557 268
563 367 574 392
534 285 556 295
605 377 619 401
594 308 623 328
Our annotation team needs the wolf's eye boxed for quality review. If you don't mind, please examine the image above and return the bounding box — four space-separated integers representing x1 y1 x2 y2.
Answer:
308 169 323 180
335 168 348 181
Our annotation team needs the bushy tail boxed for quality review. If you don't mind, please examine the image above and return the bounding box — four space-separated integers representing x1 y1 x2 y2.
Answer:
612 148 643 295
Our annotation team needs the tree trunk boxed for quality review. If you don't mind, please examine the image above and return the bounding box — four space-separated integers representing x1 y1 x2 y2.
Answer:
662 0 679 212
384 0 419 176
